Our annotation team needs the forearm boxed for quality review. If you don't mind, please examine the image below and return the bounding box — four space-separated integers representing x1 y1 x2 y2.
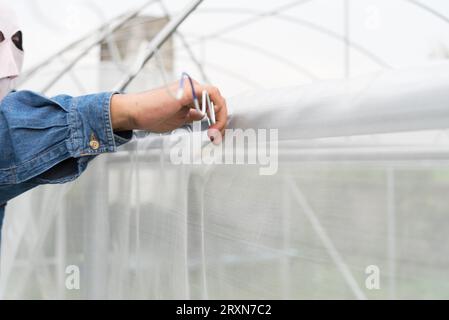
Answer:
110 93 135 131
110 91 177 131
109 88 197 133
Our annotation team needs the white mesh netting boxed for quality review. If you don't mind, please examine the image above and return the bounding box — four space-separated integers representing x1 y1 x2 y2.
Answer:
1 63 449 299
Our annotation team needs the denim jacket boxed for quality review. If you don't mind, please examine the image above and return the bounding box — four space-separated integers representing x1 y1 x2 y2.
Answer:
0 90 132 236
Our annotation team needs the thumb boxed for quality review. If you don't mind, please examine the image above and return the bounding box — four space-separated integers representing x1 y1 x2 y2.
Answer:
185 109 205 123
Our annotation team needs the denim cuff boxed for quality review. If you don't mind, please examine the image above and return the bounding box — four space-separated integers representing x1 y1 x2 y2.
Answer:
67 92 132 157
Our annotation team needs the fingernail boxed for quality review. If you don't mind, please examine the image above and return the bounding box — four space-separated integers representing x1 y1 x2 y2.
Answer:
208 128 222 145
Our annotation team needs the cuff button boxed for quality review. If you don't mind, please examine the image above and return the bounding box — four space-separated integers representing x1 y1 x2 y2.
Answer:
89 133 100 150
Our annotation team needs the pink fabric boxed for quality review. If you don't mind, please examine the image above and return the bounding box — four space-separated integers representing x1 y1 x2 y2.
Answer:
0 2 23 101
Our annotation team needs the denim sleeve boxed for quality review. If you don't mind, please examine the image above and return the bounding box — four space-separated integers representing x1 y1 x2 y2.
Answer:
0 90 132 186
0 204 4 238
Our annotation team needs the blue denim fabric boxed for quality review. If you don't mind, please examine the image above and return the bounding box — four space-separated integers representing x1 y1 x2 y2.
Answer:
0 204 5 237
0 90 132 238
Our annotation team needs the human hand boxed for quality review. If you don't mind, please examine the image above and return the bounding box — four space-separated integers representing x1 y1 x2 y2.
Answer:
110 79 228 143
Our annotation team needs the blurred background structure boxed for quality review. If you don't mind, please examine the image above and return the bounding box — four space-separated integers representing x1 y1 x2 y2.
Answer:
13 0 449 96
1 0 449 299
